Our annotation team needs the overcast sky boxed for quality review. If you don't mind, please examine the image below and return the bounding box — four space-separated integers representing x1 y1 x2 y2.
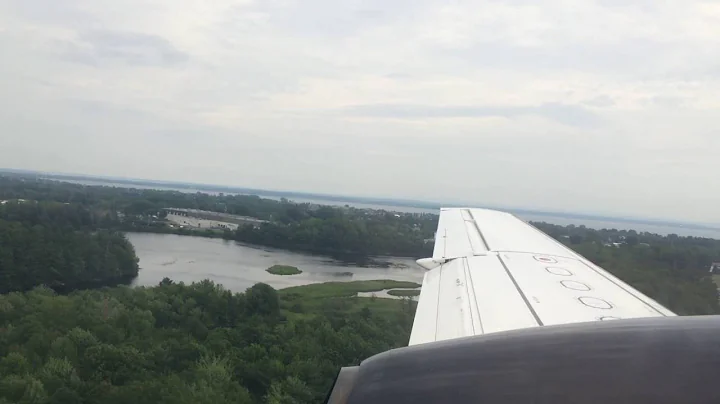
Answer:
1 0 720 222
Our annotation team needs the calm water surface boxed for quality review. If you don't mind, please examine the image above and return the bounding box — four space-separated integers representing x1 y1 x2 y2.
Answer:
127 233 425 292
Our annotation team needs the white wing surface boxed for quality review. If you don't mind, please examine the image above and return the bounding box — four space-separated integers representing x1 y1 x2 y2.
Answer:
409 208 675 346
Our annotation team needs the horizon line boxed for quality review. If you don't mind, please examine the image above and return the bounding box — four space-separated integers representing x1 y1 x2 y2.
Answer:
2 167 719 231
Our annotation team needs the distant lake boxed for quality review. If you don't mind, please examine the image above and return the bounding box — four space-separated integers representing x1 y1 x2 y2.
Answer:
57 178 224 196
64 178 720 239
127 233 424 292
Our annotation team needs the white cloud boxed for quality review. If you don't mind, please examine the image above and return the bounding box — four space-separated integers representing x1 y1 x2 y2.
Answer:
1 0 720 222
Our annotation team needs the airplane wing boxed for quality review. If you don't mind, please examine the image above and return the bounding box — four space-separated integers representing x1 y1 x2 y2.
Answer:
409 207 675 346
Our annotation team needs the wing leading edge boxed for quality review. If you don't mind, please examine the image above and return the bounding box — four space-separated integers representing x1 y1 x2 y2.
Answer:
409 208 675 346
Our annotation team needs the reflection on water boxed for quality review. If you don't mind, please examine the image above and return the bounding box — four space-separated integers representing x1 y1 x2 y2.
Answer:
127 233 425 292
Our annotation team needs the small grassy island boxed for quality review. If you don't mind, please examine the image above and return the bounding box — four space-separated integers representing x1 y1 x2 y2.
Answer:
266 264 303 275
387 289 421 297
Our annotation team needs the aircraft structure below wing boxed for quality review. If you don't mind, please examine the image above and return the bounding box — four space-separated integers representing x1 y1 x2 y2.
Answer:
409 207 675 346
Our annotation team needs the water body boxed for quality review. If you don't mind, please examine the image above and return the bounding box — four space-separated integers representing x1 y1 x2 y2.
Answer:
56 177 720 238
57 178 222 196
127 233 425 292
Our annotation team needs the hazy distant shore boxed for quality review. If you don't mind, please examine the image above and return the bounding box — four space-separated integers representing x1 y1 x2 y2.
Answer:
4 168 720 236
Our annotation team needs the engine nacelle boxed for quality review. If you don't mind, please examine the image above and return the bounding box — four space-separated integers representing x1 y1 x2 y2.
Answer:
325 316 720 404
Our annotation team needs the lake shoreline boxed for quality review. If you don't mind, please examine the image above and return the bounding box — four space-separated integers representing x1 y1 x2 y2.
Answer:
118 224 425 266
127 232 426 293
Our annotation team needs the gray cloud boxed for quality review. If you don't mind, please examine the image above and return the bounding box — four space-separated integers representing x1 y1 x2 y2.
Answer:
440 38 676 78
344 103 603 128
583 95 616 108
62 30 188 67
595 0 658 10
647 96 686 108
6 0 90 26
248 0 431 38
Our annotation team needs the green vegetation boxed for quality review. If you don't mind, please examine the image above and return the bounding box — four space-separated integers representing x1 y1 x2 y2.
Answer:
0 175 437 260
280 280 420 300
266 265 302 275
234 210 433 258
0 201 138 294
713 274 720 289
279 280 420 321
387 289 421 297
0 280 416 404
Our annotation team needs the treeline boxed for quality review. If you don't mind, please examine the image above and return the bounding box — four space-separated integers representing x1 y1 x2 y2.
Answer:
0 175 337 221
0 175 437 259
0 280 415 404
534 222 720 315
0 201 138 293
235 209 434 258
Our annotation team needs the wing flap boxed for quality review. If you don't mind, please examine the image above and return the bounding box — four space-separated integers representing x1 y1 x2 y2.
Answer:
409 255 541 346
433 208 488 259
466 255 541 334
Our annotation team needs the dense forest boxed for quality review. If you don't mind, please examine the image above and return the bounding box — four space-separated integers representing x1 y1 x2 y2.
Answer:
0 201 138 294
0 280 416 404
